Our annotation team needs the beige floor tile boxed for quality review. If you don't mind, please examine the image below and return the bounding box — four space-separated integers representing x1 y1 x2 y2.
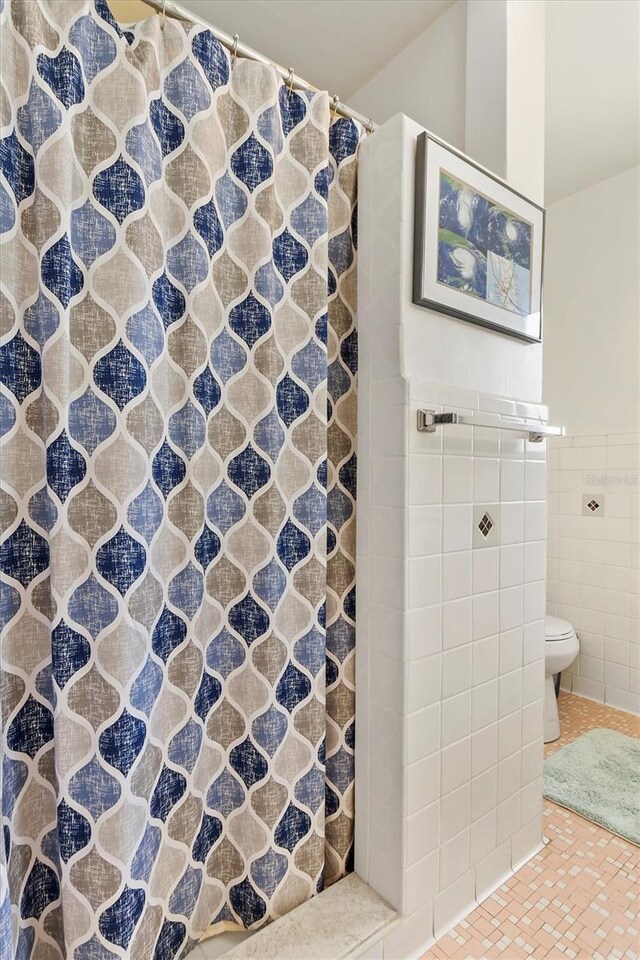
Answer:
421 693 640 960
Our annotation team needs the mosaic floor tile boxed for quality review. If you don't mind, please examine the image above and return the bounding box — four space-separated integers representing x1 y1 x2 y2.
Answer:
422 693 640 960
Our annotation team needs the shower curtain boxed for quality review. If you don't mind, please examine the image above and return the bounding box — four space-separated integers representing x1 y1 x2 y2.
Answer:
0 1 362 956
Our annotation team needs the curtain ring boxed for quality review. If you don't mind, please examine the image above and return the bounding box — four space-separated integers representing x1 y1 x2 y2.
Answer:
160 0 166 29
231 34 239 68
286 67 295 97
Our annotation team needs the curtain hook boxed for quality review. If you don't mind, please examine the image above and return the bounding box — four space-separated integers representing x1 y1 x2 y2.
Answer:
331 95 340 122
160 0 166 29
286 67 295 97
231 34 239 69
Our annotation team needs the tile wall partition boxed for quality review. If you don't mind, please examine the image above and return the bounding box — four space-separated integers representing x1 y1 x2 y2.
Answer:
547 435 640 714
356 115 548 959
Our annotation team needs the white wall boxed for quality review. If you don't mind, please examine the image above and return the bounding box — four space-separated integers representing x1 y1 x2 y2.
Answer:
356 115 546 960
543 166 640 437
349 1 467 152
544 0 640 205
547 435 639 716
543 165 640 717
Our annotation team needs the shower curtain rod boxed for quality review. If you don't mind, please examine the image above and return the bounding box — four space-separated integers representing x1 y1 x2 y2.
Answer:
136 0 378 132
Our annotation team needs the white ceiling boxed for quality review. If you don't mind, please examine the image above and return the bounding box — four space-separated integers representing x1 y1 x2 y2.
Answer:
178 0 454 99
144 0 638 205
545 0 640 205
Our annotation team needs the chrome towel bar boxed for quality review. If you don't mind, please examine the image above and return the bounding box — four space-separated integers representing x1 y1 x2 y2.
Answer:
416 409 565 443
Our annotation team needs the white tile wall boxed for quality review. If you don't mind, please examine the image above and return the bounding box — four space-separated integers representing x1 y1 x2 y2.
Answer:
357 381 547 955
547 434 640 714
355 115 546 960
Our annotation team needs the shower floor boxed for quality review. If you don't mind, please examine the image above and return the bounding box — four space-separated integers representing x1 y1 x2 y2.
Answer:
192 931 253 960
422 693 640 960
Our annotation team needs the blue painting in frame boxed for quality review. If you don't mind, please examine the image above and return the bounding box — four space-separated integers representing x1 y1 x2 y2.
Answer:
413 132 544 342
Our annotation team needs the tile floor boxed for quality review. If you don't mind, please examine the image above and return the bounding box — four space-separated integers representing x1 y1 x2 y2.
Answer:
422 693 640 960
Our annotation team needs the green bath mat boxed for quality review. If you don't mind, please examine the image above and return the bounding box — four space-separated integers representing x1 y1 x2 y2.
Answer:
543 728 640 845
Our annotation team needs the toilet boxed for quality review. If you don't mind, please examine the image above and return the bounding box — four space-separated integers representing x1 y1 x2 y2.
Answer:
544 615 579 743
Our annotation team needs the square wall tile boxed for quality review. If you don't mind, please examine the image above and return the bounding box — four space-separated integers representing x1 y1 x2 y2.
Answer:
498 708 521 759
474 458 500 502
441 735 471 796
433 869 475 941
407 702 441 764
371 651 404 708
407 751 441 816
443 456 473 503
472 591 499 641
472 634 499 687
407 604 442 660
471 765 497 822
511 816 542 869
442 644 472 700
372 507 404 558
372 456 406 507
525 501 547 541
496 793 521 844
521 699 543 745
404 849 439 917
472 680 499 731
409 454 442 505
408 555 441 609
500 544 524 588
473 547 499 594
524 540 546 582
499 586 523 632
406 653 441 712
476 840 512 903
371 704 404 764
521 776 543 823
501 459 524 501
470 808 497 866
441 690 471 746
406 799 440 865
499 628 523 675
408 505 442 557
443 504 474 552
443 552 472 601
372 555 405 609
521 738 543 786
370 604 405 659
497 752 522 803
500 502 524 545
525 460 547 500
471 721 498 777
524 580 545 623
498 669 523 718
383 902 433 960
440 828 470 889
443 421 474 456
442 598 472 650
441 782 471 841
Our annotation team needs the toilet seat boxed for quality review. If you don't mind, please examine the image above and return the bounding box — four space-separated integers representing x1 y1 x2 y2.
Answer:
544 614 575 642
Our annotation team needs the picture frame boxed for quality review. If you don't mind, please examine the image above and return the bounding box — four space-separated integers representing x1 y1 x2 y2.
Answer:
413 132 545 343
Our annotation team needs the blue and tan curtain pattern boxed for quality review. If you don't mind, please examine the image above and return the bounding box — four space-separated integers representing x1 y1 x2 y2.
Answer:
0 0 362 956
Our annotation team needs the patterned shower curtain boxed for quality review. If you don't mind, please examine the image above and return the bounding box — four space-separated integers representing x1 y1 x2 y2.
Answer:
0 1 362 956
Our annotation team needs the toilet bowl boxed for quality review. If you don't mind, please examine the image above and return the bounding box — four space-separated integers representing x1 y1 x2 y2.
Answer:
544 615 579 743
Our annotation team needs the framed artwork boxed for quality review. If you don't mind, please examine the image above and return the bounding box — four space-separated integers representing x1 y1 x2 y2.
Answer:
413 132 545 342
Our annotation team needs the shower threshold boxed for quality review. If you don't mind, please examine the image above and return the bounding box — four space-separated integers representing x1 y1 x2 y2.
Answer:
194 873 399 960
